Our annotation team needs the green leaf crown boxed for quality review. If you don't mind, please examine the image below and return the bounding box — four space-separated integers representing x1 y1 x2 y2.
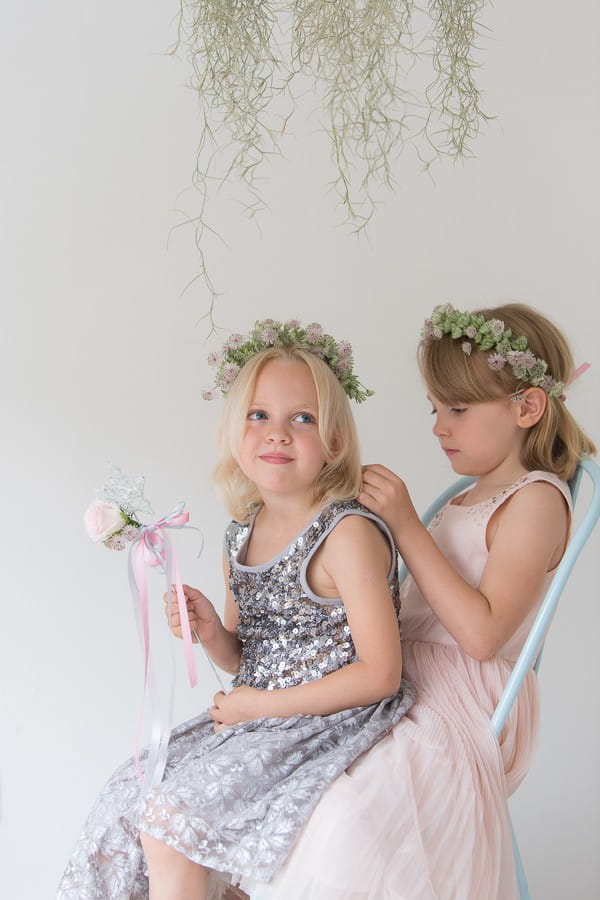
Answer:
421 305 565 399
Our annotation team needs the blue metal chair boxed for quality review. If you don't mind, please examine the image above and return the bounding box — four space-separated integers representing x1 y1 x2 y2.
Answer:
401 458 600 899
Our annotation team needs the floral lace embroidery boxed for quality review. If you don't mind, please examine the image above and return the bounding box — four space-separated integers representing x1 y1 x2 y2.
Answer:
430 475 531 530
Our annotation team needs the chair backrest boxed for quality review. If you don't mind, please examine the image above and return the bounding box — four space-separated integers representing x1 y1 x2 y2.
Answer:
399 459 600 737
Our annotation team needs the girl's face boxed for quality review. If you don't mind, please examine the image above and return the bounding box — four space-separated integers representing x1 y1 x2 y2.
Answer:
428 393 526 480
238 358 329 504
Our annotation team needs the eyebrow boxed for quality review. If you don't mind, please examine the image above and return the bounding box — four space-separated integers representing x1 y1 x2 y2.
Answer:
249 399 319 411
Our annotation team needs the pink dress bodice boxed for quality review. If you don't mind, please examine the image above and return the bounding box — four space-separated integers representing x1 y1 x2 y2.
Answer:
401 470 572 661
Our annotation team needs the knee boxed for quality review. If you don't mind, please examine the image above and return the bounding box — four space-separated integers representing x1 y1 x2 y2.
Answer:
140 831 176 868
140 831 209 894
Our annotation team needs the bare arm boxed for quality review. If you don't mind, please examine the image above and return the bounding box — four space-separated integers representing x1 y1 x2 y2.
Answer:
165 554 242 674
210 516 402 725
359 464 569 660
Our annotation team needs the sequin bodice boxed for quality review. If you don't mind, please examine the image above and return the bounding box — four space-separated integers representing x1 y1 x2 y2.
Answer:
226 499 400 690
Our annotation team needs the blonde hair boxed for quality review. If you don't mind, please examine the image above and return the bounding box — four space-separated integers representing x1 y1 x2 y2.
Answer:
213 347 362 521
418 303 596 481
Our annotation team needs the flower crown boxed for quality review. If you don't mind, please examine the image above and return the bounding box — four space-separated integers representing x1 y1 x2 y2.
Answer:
202 318 374 403
421 304 565 398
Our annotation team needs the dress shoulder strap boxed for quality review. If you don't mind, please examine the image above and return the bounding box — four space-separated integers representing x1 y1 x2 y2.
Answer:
497 470 572 513
300 499 398 606
224 513 255 567
460 470 573 531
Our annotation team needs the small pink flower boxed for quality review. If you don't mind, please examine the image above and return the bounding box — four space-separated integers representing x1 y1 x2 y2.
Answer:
104 534 127 551
305 323 323 343
104 524 139 550
507 349 536 370
84 500 125 542
337 340 352 358
285 319 301 329
521 350 537 368
490 319 505 336
220 363 241 387
260 327 278 345
202 388 218 400
488 352 506 371
461 341 472 355
224 333 245 351
465 325 477 339
335 358 352 373
207 351 221 367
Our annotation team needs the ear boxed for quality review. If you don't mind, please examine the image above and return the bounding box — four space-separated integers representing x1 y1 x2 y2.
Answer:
515 387 547 429
325 432 340 464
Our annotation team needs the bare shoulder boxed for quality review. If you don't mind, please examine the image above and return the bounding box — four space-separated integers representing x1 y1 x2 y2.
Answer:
491 479 569 550
321 512 391 565
504 479 569 521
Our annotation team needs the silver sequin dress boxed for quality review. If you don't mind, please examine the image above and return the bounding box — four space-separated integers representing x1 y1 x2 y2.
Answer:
57 499 415 899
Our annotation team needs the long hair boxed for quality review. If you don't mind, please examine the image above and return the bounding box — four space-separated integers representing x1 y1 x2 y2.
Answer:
418 303 596 480
213 346 362 521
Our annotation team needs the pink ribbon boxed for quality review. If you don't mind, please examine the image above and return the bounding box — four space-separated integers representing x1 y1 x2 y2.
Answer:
561 362 591 401
567 362 591 386
127 502 199 792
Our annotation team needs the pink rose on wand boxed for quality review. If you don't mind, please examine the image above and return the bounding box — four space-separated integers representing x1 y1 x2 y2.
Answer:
84 499 128 542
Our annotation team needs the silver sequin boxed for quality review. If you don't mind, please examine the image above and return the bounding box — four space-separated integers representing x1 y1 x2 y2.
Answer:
229 499 401 692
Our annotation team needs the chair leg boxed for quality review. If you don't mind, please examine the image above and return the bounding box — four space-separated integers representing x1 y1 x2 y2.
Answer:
509 813 531 900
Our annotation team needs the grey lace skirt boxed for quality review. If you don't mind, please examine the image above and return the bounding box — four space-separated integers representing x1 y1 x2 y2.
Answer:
57 680 415 899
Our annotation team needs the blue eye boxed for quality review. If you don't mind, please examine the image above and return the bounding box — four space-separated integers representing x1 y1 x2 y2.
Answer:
294 412 314 424
248 410 267 420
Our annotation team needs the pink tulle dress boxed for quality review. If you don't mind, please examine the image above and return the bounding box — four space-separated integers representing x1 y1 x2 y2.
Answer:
240 470 571 900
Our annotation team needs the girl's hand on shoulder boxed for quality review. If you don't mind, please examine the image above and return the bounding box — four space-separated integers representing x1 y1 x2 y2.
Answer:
359 464 419 539
163 584 220 644
209 686 266 730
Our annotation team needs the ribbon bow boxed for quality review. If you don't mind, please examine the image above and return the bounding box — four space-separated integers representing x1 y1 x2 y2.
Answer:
127 502 200 793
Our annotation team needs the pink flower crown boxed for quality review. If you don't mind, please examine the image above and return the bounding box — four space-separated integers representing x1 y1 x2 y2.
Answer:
202 318 374 403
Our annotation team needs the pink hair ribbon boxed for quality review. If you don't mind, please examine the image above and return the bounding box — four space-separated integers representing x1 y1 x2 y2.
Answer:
567 362 591 385
562 362 591 400
127 502 200 792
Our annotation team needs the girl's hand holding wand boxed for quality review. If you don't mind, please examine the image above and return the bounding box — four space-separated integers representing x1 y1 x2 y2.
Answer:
164 584 221 644
164 581 243 709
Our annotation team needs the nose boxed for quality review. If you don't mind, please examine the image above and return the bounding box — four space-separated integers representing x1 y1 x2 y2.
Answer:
266 423 291 444
432 413 449 438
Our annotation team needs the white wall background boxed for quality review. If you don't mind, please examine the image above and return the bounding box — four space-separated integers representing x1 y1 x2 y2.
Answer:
2 2 598 897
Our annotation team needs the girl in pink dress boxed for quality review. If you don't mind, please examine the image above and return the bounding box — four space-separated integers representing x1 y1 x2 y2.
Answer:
240 303 596 900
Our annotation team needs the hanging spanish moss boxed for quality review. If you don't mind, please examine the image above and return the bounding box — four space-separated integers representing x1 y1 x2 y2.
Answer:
173 1 294 324
424 0 489 160
292 0 416 228
172 0 490 315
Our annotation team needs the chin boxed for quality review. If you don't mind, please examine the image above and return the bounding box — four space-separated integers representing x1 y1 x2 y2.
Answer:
447 456 471 476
